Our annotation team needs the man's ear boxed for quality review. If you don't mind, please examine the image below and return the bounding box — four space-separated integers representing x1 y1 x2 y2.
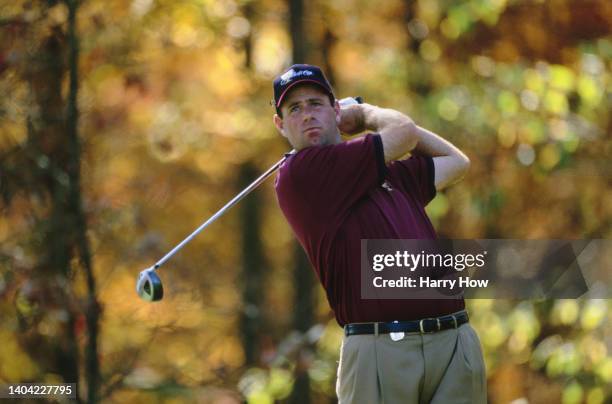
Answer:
273 114 286 137
334 100 341 125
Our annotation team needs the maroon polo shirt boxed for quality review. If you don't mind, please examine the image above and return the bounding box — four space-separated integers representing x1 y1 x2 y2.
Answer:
275 133 464 326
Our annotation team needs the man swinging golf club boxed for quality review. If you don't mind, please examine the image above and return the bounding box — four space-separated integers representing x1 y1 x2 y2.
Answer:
273 64 487 403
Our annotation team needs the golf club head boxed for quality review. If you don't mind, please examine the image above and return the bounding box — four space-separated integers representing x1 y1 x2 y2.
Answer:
136 268 164 302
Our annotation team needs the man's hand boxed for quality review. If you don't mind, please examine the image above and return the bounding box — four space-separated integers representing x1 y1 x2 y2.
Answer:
338 105 365 135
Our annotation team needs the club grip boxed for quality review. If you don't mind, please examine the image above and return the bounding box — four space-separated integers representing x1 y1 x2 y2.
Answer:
338 96 364 107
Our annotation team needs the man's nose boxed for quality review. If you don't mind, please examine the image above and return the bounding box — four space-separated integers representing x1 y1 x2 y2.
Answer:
302 105 314 120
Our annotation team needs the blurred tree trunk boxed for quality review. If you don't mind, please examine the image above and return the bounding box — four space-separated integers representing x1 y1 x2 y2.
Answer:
6 1 99 402
403 0 420 53
66 0 100 402
238 162 266 366
321 27 337 89
22 18 82 399
242 1 255 70
403 0 431 96
238 3 266 367
287 244 314 404
287 1 315 402
289 0 306 63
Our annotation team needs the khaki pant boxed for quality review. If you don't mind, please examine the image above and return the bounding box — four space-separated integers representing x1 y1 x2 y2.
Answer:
336 323 487 404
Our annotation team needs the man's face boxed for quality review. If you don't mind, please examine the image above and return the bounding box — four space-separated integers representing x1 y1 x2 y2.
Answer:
273 84 341 150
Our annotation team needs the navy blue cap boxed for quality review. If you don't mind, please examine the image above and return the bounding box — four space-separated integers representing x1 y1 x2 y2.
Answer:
273 64 334 113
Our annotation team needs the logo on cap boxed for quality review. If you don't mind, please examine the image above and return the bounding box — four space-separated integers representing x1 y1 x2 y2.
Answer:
280 68 314 85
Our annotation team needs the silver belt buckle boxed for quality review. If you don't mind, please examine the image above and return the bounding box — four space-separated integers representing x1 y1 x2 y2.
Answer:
419 318 441 334
389 320 405 341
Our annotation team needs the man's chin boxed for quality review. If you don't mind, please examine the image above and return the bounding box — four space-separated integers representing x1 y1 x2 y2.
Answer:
309 137 326 147
307 132 325 144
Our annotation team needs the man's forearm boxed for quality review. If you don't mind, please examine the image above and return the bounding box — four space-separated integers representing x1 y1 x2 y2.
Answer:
360 104 414 133
412 125 471 189
360 107 466 160
411 126 465 158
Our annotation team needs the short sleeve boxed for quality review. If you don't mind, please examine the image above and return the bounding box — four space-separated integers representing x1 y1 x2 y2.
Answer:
283 133 386 222
387 155 437 206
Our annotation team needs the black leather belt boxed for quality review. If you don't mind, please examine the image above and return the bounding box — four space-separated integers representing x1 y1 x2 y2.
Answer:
344 311 469 336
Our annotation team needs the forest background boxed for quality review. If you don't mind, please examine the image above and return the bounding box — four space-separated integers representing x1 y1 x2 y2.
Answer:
0 0 610 402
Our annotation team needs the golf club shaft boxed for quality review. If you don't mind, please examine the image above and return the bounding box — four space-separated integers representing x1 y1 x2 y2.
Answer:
152 152 292 270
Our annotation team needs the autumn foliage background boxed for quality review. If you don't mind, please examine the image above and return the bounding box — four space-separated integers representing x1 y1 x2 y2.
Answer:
0 0 610 403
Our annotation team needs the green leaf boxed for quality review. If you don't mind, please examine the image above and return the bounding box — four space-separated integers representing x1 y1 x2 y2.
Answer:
550 65 575 92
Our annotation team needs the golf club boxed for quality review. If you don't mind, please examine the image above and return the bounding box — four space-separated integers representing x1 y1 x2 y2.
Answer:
136 96 363 302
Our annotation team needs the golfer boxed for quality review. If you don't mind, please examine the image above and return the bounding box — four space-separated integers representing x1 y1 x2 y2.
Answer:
273 64 486 403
